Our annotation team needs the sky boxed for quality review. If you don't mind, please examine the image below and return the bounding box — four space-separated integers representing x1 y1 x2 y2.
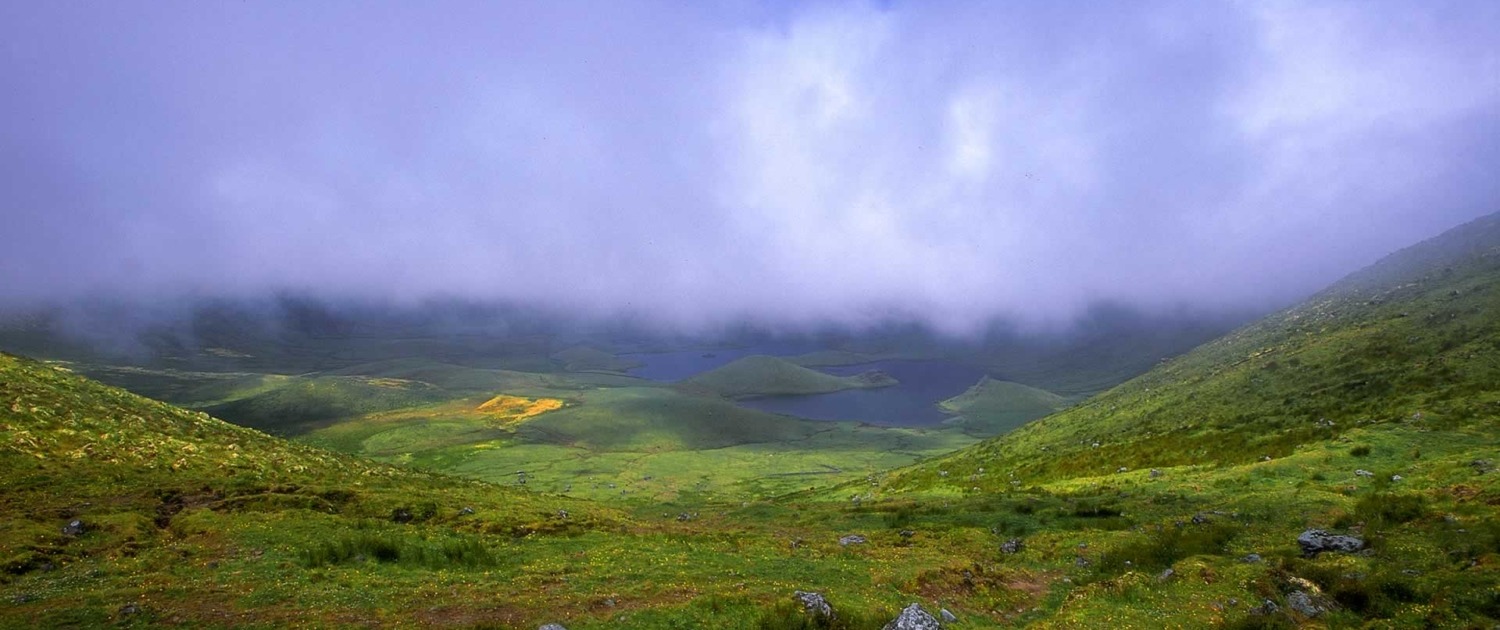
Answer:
1 0 1496 333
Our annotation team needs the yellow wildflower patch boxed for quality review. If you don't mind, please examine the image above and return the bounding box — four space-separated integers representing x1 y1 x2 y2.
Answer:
475 394 565 427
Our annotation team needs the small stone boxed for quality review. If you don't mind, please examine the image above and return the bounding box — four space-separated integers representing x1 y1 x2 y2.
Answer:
538 624 567 630
61 519 85 537
940 608 957 623
1074 556 1090 567
1355 469 1374 478
1158 568 1175 581
556 509 569 519
1390 474 1403 482
1149 469 1162 479
1243 553 1262 563
458 507 475 516
839 534 868 546
1191 513 1210 525
1000 538 1023 554
793 591 834 618
899 530 916 538
1286 591 1327 617
118 603 141 616
1250 599 1280 616
1116 467 1128 474
390 508 413 523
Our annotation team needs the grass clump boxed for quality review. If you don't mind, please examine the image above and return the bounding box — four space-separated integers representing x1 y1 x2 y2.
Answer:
1339 492 1427 530
753 601 894 630
298 528 497 569
1096 521 1241 575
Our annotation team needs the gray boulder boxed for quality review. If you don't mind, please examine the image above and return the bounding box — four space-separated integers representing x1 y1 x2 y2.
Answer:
940 608 957 623
61 519 86 537
793 591 834 618
538 624 567 630
1286 591 1327 617
882 603 941 630
839 534 868 546
1297 529 1365 556
1000 538 1023 554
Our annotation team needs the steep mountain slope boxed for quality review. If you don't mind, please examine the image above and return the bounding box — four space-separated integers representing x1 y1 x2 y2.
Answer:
892 211 1500 487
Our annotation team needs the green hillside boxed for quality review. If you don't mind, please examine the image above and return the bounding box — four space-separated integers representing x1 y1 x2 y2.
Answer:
686 355 897 398
938 377 1070 436
845 212 1500 626
893 211 1500 486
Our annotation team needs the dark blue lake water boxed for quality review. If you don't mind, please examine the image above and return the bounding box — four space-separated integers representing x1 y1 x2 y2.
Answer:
625 348 987 426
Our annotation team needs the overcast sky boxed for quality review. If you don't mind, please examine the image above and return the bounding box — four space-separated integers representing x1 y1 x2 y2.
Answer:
1 1 1496 332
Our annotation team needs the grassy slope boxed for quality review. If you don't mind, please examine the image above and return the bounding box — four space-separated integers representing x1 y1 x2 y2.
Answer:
841 212 1500 626
685 355 896 399
938 377 1070 436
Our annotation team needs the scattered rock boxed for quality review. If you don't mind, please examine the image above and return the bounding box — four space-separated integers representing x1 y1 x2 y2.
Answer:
882 603 941 630
938 470 949 478
940 608 957 623
11 593 36 605
1116 467 1128 474
1260 455 1272 462
1298 529 1365 556
1354 469 1374 478
1243 553 1263 563
556 509 569 519
899 530 916 538
677 512 695 522
1250 599 1280 616
118 603 141 616
1390 474 1403 482
793 591 834 618
1149 469 1162 479
391 508 414 523
1191 513 1211 525
839 535 868 546
1000 538 1023 554
458 507 475 516
538 624 567 630
61 519 86 537
1158 568 1175 581
1074 556 1090 567
1471 459 1494 474
1286 591 1327 617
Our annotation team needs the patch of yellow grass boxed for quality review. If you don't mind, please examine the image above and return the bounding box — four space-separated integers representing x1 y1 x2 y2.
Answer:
476 395 564 427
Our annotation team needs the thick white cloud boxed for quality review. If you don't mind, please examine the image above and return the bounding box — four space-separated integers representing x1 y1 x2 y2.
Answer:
0 1 1495 332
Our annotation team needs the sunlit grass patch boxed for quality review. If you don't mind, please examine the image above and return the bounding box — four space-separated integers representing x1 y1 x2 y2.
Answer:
476 394 565 426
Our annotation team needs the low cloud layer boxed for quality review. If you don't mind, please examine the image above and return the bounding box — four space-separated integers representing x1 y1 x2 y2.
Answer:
2 1 1496 332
